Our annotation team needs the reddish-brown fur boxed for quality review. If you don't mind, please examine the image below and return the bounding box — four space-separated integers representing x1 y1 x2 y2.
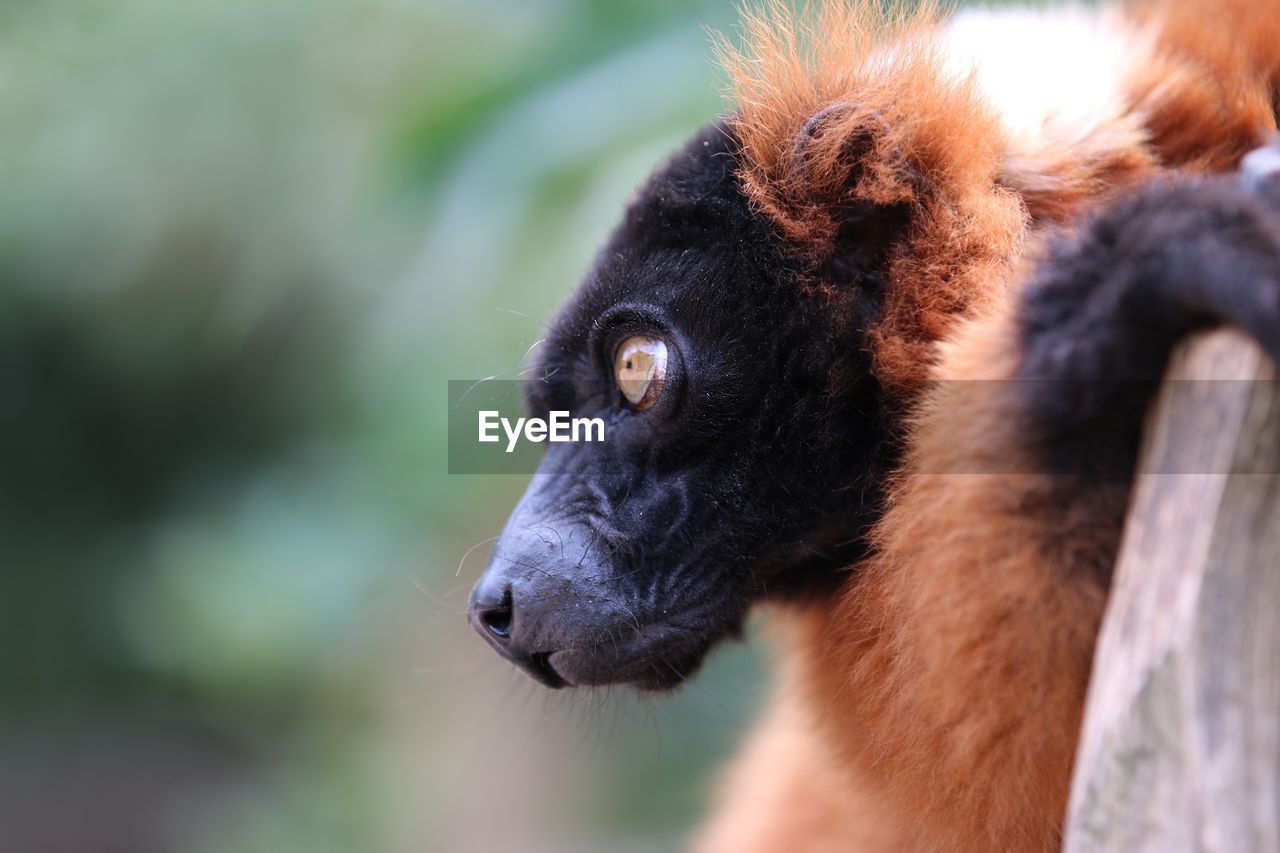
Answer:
698 1 1280 850
1126 0 1280 171
716 1 1027 396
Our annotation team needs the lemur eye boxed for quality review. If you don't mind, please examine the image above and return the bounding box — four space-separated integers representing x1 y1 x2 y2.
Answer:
613 336 667 411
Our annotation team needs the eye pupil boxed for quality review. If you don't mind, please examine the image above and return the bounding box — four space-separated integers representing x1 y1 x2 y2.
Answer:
614 336 667 410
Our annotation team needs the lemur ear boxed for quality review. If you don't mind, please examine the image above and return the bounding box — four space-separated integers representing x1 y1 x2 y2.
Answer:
790 103 921 209
789 103 917 290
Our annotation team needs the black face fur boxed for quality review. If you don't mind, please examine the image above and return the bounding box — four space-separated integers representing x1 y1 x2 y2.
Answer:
469 123 896 690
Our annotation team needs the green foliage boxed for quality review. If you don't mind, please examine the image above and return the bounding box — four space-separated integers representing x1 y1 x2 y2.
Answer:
0 0 766 850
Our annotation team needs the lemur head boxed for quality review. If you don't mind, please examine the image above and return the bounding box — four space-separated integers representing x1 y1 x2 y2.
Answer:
469 6 1025 690
469 122 902 690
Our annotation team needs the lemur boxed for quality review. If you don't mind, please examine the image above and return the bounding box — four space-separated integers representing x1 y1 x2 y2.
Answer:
466 1 1280 849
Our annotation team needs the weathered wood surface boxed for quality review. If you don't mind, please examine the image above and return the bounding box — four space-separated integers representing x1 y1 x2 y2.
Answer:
1064 330 1280 852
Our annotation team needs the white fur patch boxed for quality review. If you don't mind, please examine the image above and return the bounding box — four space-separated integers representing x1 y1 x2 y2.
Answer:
940 6 1150 156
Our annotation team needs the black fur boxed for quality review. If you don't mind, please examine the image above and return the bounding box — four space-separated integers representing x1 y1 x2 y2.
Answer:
1017 177 1280 482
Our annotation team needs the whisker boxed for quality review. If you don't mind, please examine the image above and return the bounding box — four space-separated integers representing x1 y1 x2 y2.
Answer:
456 534 500 577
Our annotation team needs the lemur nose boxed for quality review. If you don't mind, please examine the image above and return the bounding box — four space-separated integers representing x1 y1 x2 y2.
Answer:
468 574 570 688
469 579 515 643
469 518 621 688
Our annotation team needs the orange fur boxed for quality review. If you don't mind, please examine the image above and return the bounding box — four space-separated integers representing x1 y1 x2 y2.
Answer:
692 613 907 852
717 1 1027 397
998 143 1157 226
795 307 1122 851
1126 0 1280 170
701 2 1280 851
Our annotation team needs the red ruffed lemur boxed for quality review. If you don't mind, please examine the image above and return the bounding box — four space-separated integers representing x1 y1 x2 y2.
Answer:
467 1 1280 849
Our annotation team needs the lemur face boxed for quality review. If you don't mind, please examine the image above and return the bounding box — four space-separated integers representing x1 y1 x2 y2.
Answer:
469 123 892 690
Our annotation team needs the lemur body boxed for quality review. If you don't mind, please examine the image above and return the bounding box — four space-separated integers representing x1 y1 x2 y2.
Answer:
705 4 1280 849
468 2 1280 850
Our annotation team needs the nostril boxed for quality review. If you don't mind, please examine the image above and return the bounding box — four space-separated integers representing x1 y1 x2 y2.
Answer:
479 586 513 640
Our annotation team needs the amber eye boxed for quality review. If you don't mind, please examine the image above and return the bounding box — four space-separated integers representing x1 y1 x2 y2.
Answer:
613 335 668 410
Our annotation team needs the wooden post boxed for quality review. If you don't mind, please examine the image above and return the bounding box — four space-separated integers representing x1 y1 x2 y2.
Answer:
1064 330 1280 852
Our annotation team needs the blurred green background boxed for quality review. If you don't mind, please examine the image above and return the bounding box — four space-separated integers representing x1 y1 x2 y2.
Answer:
0 1 781 851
